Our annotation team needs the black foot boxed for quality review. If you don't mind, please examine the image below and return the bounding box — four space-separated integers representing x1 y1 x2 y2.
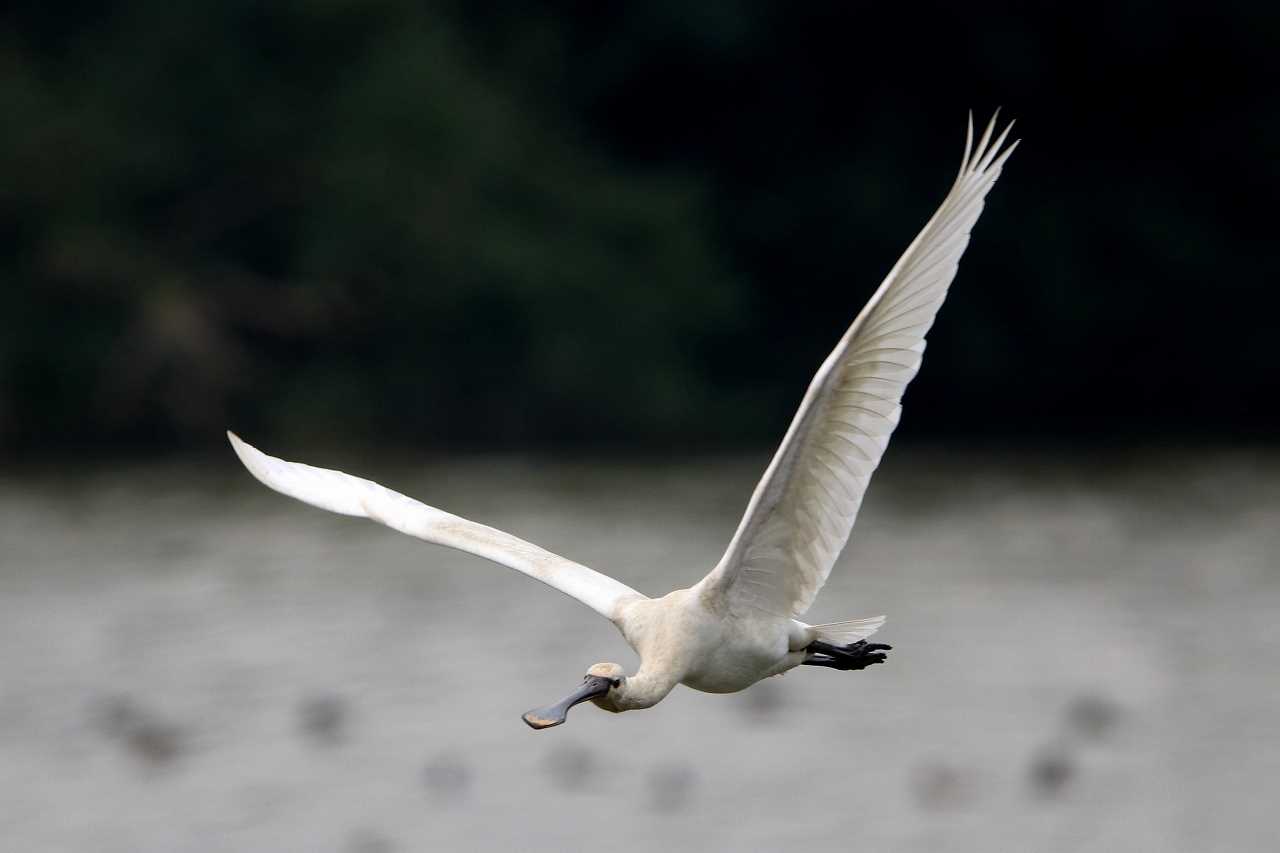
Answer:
802 639 892 671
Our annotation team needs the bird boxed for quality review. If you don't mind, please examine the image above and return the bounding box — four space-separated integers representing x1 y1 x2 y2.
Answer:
228 112 1017 730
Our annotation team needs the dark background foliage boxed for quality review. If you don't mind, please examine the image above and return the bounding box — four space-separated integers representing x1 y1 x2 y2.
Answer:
1 1 1274 455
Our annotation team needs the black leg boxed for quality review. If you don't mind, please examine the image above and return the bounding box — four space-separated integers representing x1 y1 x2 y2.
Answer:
802 639 891 671
800 653 843 669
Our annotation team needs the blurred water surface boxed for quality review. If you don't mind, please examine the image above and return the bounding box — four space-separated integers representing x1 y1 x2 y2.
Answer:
1 449 1277 852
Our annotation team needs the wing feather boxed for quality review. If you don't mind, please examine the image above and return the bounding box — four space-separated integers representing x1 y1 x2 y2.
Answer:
228 432 646 622
701 113 1017 618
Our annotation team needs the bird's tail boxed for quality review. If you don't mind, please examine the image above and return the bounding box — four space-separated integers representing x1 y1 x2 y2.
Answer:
809 615 886 645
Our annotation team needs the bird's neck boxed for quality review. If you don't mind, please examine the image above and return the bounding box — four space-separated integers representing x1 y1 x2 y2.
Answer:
616 668 678 711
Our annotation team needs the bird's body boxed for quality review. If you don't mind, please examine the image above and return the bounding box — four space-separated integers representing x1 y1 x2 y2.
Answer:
229 113 1017 728
612 588 796 699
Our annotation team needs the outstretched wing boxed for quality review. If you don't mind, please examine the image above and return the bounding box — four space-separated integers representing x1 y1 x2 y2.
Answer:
701 113 1018 619
228 432 646 621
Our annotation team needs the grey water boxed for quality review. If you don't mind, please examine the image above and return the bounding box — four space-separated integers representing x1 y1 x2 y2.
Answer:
1 449 1277 852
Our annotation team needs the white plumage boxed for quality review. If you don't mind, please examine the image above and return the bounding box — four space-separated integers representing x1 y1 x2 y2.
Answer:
229 113 1017 728
228 434 642 621
705 113 1018 620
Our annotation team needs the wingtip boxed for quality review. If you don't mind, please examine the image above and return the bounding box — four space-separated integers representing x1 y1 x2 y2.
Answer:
226 430 259 468
958 111 977 179
959 110 1020 179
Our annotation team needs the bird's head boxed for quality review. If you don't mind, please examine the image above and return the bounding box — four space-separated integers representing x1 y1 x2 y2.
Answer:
522 662 625 730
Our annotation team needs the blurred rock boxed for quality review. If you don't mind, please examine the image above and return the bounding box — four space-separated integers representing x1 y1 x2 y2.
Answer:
542 742 597 793
298 692 349 747
95 694 142 739
910 760 979 810
1029 744 1075 798
646 764 697 814
421 752 471 803
127 719 183 767
738 679 785 723
345 827 395 853
1065 693 1122 742
94 694 184 768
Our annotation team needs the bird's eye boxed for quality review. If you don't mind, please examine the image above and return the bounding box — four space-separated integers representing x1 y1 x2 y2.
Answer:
610 679 621 688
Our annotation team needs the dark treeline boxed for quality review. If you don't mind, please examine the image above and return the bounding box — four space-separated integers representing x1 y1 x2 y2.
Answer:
1 1 1275 455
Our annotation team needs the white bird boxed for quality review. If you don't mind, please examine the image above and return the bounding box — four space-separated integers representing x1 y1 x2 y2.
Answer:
229 113 1017 729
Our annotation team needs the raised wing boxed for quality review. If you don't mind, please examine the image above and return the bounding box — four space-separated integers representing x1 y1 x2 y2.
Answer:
702 113 1018 619
228 432 646 621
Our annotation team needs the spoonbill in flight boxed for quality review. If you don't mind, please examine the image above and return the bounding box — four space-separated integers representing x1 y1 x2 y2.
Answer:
229 112 1017 729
